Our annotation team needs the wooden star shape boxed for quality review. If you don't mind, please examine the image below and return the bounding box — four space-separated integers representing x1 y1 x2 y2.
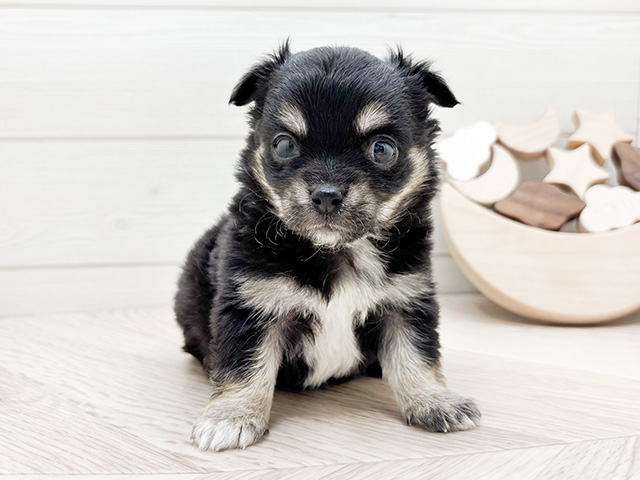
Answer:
544 145 609 199
567 110 633 165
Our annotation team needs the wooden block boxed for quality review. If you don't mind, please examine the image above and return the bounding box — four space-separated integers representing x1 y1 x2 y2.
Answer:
613 142 640 191
441 183 640 324
494 107 560 160
567 110 633 165
578 185 640 233
543 145 609 199
494 181 585 231
437 121 497 181
449 144 520 207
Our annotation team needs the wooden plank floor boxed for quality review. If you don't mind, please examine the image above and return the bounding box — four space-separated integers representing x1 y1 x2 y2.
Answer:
1 294 638 479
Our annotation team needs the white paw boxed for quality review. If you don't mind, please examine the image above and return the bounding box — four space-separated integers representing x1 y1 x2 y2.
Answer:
404 388 481 433
191 405 268 451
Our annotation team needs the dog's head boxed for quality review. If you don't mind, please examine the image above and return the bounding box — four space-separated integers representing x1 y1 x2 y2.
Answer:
231 42 457 249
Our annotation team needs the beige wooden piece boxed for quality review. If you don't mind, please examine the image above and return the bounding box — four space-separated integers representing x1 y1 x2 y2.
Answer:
441 183 640 323
543 144 609 199
579 184 640 233
567 110 633 164
449 144 520 207
493 107 560 159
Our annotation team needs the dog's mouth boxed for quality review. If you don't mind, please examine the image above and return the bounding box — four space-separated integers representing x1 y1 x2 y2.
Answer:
284 209 372 248
274 180 378 248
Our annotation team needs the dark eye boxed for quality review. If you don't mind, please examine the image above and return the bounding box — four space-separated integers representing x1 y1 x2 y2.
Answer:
370 139 397 166
272 135 299 161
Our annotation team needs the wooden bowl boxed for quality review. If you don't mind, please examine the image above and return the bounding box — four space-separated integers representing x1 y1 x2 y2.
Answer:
441 183 640 324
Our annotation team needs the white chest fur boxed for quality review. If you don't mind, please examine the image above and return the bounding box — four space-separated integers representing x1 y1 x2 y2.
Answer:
235 238 430 388
301 239 385 387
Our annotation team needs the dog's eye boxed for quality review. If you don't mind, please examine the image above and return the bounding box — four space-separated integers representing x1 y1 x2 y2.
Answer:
370 139 397 166
272 135 299 161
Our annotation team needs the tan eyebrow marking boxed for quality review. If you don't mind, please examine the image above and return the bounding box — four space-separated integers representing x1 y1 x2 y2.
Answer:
355 102 390 135
279 103 308 137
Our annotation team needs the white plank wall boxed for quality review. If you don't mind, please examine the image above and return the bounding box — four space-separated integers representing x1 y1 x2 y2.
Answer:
1 2 639 316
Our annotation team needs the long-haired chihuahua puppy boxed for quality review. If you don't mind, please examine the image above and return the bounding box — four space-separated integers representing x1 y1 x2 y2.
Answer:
175 42 481 451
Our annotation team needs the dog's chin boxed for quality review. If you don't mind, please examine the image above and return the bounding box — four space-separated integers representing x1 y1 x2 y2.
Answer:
285 219 368 250
306 227 357 250
278 202 376 250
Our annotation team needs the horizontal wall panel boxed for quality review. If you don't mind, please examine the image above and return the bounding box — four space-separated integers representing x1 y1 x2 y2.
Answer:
0 139 240 267
0 264 182 317
2 1 639 12
0 9 638 138
0 257 474 317
0 139 455 268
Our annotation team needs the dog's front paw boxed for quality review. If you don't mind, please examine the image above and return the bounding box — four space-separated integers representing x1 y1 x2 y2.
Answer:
191 404 268 451
404 389 481 433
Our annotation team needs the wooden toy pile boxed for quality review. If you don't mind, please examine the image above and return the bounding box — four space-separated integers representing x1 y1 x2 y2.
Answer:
438 109 640 233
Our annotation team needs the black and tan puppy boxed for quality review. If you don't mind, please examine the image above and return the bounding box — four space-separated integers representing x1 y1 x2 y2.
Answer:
175 42 481 451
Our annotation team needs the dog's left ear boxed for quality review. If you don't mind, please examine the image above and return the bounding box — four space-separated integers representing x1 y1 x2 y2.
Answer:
388 48 458 108
229 41 291 106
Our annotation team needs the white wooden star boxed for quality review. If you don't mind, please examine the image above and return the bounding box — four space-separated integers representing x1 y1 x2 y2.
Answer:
544 145 609 199
567 110 633 165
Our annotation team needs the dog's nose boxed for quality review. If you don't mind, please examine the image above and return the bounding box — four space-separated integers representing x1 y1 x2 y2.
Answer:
310 184 344 214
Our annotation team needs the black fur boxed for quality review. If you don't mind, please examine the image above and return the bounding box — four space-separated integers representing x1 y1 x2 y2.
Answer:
175 44 470 444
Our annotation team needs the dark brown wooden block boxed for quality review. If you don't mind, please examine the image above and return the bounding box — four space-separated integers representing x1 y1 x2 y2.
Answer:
494 181 586 231
613 142 640 191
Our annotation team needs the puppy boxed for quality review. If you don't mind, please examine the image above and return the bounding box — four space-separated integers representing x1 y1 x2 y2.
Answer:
175 42 481 451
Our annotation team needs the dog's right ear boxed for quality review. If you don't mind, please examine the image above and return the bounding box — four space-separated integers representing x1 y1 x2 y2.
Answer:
229 41 291 106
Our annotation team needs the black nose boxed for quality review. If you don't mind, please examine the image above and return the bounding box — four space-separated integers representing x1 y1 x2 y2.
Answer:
310 184 344 214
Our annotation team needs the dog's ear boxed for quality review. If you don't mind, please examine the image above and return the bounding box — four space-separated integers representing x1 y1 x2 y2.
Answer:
388 47 458 108
229 41 291 106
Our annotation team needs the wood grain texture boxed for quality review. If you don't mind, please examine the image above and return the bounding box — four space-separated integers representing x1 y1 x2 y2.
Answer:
0 297 638 477
0 367 202 475
0 308 554 473
4 437 637 480
493 181 585 230
0 9 638 139
442 183 640 323
613 142 640 190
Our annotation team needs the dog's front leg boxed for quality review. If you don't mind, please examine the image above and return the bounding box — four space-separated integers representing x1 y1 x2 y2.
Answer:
380 296 481 432
191 311 282 451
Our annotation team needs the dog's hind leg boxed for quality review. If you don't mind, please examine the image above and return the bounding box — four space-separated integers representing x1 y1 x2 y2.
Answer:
174 222 224 369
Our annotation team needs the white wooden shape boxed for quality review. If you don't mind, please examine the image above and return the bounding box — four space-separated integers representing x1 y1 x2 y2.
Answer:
437 121 497 181
449 144 520 207
579 185 640 233
441 183 640 324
